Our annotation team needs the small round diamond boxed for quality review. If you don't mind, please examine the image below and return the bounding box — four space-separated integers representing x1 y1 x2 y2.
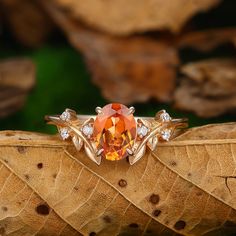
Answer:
82 125 93 136
161 129 171 141
60 111 71 121
60 128 70 140
137 125 149 137
160 111 171 122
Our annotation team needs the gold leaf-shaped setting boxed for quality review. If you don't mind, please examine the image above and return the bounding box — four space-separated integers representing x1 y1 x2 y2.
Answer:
147 136 158 151
84 144 101 165
129 143 146 165
72 136 83 151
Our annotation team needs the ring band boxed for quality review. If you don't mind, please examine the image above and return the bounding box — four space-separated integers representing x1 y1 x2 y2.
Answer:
45 103 188 165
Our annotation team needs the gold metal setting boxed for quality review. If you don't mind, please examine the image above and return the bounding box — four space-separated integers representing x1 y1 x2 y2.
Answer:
45 104 188 165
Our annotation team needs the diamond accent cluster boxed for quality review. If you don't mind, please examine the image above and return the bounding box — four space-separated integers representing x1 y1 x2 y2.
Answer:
59 110 72 140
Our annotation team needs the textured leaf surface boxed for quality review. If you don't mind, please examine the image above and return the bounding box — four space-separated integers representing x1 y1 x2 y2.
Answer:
0 124 236 235
48 0 220 35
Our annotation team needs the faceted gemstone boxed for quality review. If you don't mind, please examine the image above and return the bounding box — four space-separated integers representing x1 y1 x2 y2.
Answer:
60 111 71 121
93 103 136 161
161 129 171 141
60 127 70 140
82 125 93 137
160 111 171 122
137 125 149 137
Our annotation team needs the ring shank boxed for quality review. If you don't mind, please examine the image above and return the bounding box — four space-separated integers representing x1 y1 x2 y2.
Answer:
45 114 188 129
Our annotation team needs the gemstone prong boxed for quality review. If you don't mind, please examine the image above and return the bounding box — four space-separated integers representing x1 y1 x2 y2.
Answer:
65 108 76 113
126 148 134 155
96 148 104 156
84 145 102 165
95 107 102 114
128 106 135 114
128 144 146 165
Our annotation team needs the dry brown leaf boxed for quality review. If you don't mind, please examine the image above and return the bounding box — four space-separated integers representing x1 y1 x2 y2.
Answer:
49 0 220 35
0 169 82 236
174 58 236 117
1 123 236 235
1 0 54 47
40 1 179 104
73 34 178 104
177 28 236 51
0 58 35 118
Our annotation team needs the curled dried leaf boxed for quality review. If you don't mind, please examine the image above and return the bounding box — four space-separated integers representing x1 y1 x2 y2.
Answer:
174 58 236 117
177 28 236 51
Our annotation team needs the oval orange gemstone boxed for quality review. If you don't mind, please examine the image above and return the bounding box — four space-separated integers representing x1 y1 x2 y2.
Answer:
93 103 136 161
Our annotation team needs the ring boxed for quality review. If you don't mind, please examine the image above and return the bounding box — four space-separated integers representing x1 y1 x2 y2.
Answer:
45 103 188 165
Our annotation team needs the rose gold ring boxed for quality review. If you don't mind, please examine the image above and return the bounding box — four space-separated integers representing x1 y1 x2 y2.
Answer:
45 103 188 165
